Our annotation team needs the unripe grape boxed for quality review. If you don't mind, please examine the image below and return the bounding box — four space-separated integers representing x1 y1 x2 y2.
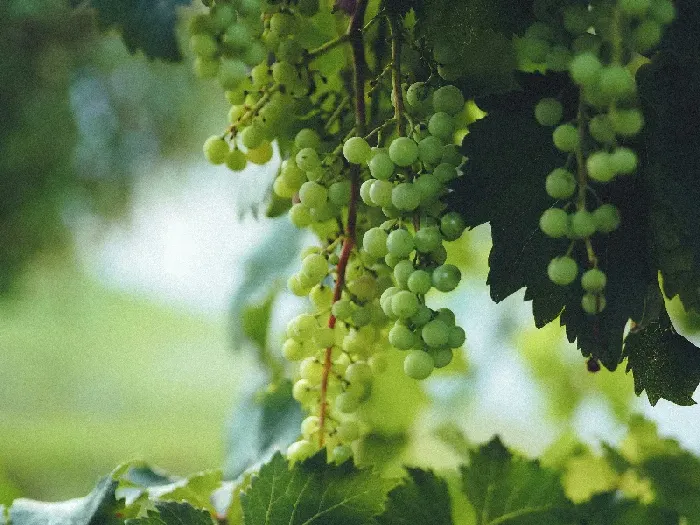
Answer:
219 59 248 89
360 179 374 205
442 144 464 166
363 227 389 258
343 136 371 164
387 229 414 258
392 183 421 211
414 226 443 253
418 136 445 165
598 66 636 101
369 153 394 180
194 57 219 79
278 39 303 64
408 270 432 294
296 148 321 171
225 149 247 171
435 308 456 326
393 259 414 289
570 210 596 239
392 291 420 319
283 338 306 361
370 179 394 208
546 168 576 199
190 34 218 57
336 421 360 442
345 362 372 384
300 357 323 383
589 115 616 143
411 305 432 327
415 174 443 206
422 319 449 347
240 125 265 149
553 124 579 152
547 256 578 285
582 293 606 314
404 350 434 380
203 136 229 165
406 82 433 112
331 445 353 464
535 98 563 126
587 151 616 182
433 85 465 115
274 177 296 199
546 46 572 72
246 141 273 164
299 181 328 208
448 326 466 348
228 105 245 125
272 61 298 86
619 0 651 16
434 163 458 183
289 204 312 227
389 137 419 167
539 208 569 238
329 180 351 206
281 162 307 189
428 112 455 140
432 264 461 292
650 0 676 24
440 212 466 241
287 440 316 463
593 204 620 233
581 268 607 293
569 52 602 86
432 348 453 368
609 109 644 136
610 147 638 175
295 128 321 150
389 322 417 350
336 392 360 413
634 20 662 52
292 378 314 403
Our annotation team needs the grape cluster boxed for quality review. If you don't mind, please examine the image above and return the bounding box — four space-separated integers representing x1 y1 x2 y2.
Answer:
522 0 674 314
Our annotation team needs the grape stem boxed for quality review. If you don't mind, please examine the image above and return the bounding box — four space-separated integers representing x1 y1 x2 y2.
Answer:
388 15 405 137
575 103 598 267
318 0 369 447
227 86 278 135
305 13 381 63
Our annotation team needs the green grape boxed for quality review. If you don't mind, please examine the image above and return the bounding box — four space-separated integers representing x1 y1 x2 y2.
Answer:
292 378 315 403
331 445 353 464
278 39 304 63
433 85 465 115
546 45 572 72
563 5 592 34
247 141 273 165
547 256 578 286
389 322 417 350
433 40 458 65
301 415 320 438
428 112 455 141
224 24 251 50
369 180 394 208
581 293 606 314
296 148 321 171
343 136 371 164
598 66 636 101
570 210 596 239
300 357 323 383
219 59 248 89
539 208 569 238
609 109 644 136
418 136 445 165
274 177 296 199
203 136 229 165
610 147 638 175
440 212 466 241
593 204 620 233
190 34 218 57
194 57 220 79
347 274 377 301
380 286 399 314
240 124 265 149
406 82 433 112
414 226 442 253
432 348 453 368
404 350 434 380
587 151 616 182
634 20 662 52
299 181 328 208
389 137 419 167
393 259 414 289
435 308 455 326
287 274 310 296
188 13 213 35
272 61 298 86
535 98 563 126
442 144 464 166
434 163 458 183
650 0 676 24
517 37 549 63
363 227 389 258
283 338 306 361
269 12 297 37
210 3 236 30
391 291 420 319
225 88 246 105
310 202 340 222
360 179 374 205
251 63 271 87
553 124 579 152
572 34 602 55
432 264 461 292
369 152 395 180
228 104 245 125
369 352 388 374
281 161 307 189
589 115 616 143
301 253 328 283
336 420 360 442
386 228 414 258
581 268 607 292
384 253 402 269
415 174 443 206
289 203 312 227
295 128 321 150
569 52 602 86
619 0 651 16
546 168 576 199
336 392 360 413
422 319 449 347
392 183 421 211
345 362 372 384
408 270 432 294
329 180 351 206
287 439 316 463
225 149 247 171
244 43 267 66
448 326 466 348
411 305 433 327
309 285 332 309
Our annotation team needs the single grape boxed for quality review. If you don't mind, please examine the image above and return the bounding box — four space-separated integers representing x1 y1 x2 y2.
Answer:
298 181 328 208
598 66 636 101
272 61 298 86
569 52 602 86
546 46 572 72
442 144 464 166
228 105 245 124
250 63 271 88
301 415 320 438
547 256 579 285
389 322 417 350
392 183 421 211
414 226 443 253
546 168 576 199
609 109 644 136
331 445 353 464
273 177 296 199
389 137 419 167
296 148 321 171
343 136 371 164
404 350 434 380
336 392 360 413
194 57 219 79
300 357 323 383
283 338 306 361
360 179 374 205
535 98 563 126
610 147 638 175
345 362 372 384
287 440 316 463
634 20 662 52
369 152 394 180
287 274 310 296
539 208 569 238
386 228 414 258
650 0 676 24
433 85 465 115
570 209 596 239
203 136 229 165
517 37 549 63
435 308 456 326
422 319 449 347
295 128 321 150
448 326 466 348
408 270 432 294
240 124 265 149
581 268 607 292
415 174 443 206
281 162 307 189
301 253 328 283
582 293 606 314
418 136 445 165
309 285 332 310
406 82 433 112
391 290 420 319
563 5 592 34
411 305 433 327
219 59 248 89
190 34 218 57
247 141 273 164
336 421 360 442
428 112 455 141
434 163 458 183
329 180 351 206
593 204 620 233
432 264 461 292
587 151 616 182
393 259 415 289
369 179 394 208
289 203 312 227
225 148 247 171
619 0 651 16
553 124 579 152
347 274 377 301
589 115 616 143
432 348 453 368
363 227 389 258
269 12 297 37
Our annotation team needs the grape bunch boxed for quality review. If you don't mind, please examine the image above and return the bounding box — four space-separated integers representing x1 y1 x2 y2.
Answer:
521 0 674 314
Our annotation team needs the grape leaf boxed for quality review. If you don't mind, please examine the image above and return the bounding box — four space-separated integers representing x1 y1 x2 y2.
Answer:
575 493 679 525
125 501 215 525
151 471 223 515
461 437 573 525
9 475 122 525
642 453 700 524
376 469 452 525
240 452 396 525
84 0 189 61
623 310 700 406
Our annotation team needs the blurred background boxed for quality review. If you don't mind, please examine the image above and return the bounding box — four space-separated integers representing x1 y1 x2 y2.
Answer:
1 0 700 505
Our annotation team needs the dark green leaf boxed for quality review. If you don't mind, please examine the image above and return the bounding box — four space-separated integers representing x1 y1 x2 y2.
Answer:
624 310 700 406
241 452 396 525
377 469 452 525
381 0 416 18
575 493 679 525
125 501 215 525
9 476 122 525
642 452 700 524
241 291 275 354
86 0 189 61
461 437 573 525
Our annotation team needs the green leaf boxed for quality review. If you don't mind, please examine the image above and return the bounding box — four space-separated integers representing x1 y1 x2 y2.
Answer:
624 309 700 405
575 493 679 525
461 437 573 525
241 291 275 354
152 471 223 515
9 475 122 525
125 501 215 525
377 469 453 525
86 0 189 61
241 452 396 525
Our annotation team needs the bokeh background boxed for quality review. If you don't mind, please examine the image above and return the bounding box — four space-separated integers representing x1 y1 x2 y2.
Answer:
2 0 700 504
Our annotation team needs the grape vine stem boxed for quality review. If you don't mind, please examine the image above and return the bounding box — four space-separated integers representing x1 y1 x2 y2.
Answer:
318 0 369 447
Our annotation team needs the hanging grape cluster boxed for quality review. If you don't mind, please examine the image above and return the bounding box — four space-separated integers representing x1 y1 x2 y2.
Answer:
518 0 674 314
